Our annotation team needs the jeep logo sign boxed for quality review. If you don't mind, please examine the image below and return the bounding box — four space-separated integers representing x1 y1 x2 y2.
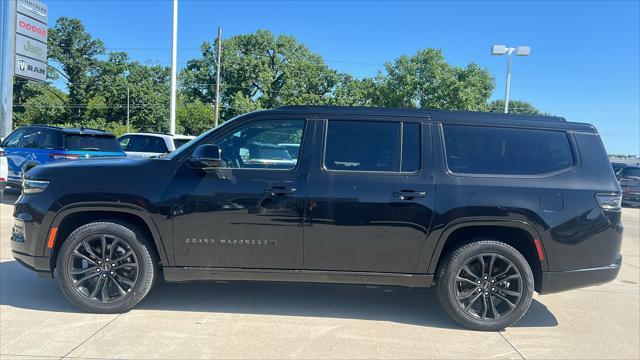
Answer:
16 34 47 62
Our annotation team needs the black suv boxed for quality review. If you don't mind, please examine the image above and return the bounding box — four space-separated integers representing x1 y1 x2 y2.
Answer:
12 106 623 330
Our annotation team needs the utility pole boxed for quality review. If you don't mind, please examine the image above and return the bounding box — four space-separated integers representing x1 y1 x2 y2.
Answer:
169 0 178 135
214 26 222 128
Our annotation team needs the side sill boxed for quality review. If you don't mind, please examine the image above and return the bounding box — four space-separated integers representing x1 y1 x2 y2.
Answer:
163 267 434 288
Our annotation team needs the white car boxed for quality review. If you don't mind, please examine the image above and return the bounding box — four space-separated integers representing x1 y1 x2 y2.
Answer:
118 133 195 158
0 146 7 191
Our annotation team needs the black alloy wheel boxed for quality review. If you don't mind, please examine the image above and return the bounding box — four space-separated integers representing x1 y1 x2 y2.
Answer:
56 221 157 313
67 234 139 303
436 240 534 331
453 253 523 320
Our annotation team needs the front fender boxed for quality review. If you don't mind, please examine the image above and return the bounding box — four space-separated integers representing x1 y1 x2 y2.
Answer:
44 202 171 267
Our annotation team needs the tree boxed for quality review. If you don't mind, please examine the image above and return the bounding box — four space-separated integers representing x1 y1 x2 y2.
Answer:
488 99 541 115
176 99 215 135
47 17 105 120
331 74 377 106
375 49 494 111
13 82 68 127
181 30 339 120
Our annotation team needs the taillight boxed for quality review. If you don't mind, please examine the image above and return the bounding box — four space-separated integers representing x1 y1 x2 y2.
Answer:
596 193 622 211
49 153 81 160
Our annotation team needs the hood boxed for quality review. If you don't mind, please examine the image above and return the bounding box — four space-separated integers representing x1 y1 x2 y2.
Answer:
31 156 151 172
25 156 180 199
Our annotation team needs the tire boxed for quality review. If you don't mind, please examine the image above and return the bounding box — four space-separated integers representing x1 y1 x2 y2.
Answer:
55 221 157 313
436 240 534 331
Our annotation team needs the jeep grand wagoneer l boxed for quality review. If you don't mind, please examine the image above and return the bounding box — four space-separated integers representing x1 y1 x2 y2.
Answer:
12 106 623 330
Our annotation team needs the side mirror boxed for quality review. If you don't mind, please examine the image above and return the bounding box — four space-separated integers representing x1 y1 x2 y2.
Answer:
189 144 223 169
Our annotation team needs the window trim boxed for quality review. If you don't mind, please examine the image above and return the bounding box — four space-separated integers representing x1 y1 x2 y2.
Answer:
321 119 423 175
439 123 579 179
184 117 309 172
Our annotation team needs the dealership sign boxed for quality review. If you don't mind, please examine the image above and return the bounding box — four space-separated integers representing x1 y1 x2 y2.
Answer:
16 34 47 62
13 0 48 82
16 13 47 43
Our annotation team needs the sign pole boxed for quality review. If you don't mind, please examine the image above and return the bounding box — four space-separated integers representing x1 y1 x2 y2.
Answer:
1 0 16 139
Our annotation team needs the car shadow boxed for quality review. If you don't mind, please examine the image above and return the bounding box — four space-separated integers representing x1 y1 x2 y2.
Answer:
1 188 19 205
0 261 558 329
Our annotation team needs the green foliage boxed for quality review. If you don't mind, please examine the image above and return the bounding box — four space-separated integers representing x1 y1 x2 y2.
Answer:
47 17 105 120
488 100 542 115
13 82 68 127
180 30 338 120
376 49 494 111
176 99 214 136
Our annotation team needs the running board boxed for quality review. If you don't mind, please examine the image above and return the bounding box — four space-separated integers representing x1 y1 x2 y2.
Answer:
163 267 434 288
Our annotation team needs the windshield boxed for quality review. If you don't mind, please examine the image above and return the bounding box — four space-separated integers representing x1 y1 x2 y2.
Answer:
64 134 122 152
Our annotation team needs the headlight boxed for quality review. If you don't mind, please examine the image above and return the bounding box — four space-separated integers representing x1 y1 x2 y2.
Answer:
22 179 49 194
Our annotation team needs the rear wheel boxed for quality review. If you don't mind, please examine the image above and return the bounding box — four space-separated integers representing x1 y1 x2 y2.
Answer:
55 221 157 313
436 240 534 331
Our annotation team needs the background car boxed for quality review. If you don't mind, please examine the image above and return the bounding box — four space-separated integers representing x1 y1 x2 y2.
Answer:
0 125 125 189
617 165 640 207
118 133 195 157
0 150 7 192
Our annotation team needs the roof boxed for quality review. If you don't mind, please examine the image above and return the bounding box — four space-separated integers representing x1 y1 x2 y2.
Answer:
119 132 195 139
262 105 596 132
26 124 114 135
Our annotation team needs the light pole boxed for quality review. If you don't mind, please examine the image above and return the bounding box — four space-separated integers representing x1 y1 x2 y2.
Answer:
126 85 130 133
491 45 531 113
169 0 178 135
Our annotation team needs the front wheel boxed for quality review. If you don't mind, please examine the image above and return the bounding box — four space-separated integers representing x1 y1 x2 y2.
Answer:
55 221 157 313
436 240 534 331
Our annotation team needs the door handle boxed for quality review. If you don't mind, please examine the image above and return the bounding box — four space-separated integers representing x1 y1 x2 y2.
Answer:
393 190 427 200
266 186 297 195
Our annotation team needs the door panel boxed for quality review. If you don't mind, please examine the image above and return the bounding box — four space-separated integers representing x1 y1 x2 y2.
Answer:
171 117 313 269
304 118 435 273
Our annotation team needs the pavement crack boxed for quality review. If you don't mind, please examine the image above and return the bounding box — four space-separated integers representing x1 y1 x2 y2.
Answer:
498 331 526 359
60 314 122 359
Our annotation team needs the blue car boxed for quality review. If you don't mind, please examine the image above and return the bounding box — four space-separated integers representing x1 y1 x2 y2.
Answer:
0 125 125 189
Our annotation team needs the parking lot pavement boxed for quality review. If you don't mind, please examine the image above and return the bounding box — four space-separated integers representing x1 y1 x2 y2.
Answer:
1 191 638 360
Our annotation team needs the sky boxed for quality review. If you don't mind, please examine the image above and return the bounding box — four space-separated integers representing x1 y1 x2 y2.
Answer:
44 0 639 155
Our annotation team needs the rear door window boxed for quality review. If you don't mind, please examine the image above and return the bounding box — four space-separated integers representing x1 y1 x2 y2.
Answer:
443 125 575 175
324 120 421 173
39 129 63 149
64 134 122 152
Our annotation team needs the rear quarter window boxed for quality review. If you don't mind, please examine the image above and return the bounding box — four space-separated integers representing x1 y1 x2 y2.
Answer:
443 125 575 176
